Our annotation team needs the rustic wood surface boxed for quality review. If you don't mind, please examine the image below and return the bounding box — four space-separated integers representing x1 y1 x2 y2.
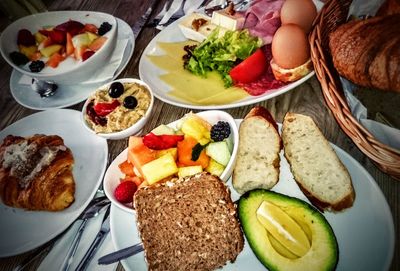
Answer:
0 0 398 270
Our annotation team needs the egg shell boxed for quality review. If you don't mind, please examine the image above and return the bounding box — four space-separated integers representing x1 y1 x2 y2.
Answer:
271 24 310 69
280 0 317 33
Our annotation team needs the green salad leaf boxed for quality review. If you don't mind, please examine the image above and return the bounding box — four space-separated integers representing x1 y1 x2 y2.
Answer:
184 28 262 87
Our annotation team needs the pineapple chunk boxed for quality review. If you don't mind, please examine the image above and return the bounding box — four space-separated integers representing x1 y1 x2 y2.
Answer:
141 153 178 185
156 147 178 160
19 45 37 58
205 158 225 177
178 165 203 178
39 44 62 57
181 114 211 144
151 124 176 135
34 32 47 44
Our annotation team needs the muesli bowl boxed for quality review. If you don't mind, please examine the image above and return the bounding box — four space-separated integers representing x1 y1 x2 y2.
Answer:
0 10 117 84
81 78 154 140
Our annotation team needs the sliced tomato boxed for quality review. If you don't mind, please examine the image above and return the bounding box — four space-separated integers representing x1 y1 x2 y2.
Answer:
229 48 267 84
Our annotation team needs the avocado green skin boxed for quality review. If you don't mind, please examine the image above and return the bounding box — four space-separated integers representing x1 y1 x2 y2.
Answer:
238 190 338 271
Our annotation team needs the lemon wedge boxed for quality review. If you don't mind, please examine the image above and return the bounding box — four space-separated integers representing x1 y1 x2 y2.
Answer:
256 201 311 257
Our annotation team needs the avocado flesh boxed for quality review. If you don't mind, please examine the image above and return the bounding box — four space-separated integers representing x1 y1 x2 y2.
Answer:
238 190 338 271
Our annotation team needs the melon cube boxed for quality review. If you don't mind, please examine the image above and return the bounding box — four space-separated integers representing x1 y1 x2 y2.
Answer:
205 141 231 166
141 153 178 185
178 165 203 178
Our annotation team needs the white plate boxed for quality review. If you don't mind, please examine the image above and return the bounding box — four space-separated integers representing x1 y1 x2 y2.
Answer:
0 109 108 257
138 16 315 110
9 17 134 110
110 121 394 271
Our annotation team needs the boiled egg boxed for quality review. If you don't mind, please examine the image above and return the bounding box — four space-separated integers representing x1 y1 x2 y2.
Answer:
280 0 317 33
271 24 310 69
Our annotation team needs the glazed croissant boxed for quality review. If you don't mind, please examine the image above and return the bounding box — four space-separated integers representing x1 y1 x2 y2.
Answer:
329 14 400 93
0 134 75 211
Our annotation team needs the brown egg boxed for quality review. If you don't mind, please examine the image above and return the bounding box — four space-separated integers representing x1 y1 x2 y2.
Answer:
271 24 310 69
280 0 317 33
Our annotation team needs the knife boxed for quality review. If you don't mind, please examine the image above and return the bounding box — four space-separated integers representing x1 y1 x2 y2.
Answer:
132 0 159 39
75 206 111 271
98 242 144 265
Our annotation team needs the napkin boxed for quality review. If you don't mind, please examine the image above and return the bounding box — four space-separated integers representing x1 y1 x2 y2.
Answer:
38 207 117 271
18 34 129 86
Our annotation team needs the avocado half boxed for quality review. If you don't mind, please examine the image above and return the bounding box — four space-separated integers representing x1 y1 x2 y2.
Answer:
238 190 338 271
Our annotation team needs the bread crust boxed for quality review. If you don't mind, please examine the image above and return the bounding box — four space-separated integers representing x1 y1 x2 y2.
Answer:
270 58 313 83
282 113 355 212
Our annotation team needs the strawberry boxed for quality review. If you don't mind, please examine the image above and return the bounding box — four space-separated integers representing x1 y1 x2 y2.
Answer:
114 181 137 203
49 30 66 44
82 50 95 61
17 29 35 46
143 133 184 150
83 23 98 34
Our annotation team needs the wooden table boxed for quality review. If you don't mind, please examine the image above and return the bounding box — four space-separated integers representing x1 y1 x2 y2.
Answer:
0 0 398 270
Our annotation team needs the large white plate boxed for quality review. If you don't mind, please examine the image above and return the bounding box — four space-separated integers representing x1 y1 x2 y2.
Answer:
110 121 394 271
138 16 315 110
0 109 108 257
9 17 135 110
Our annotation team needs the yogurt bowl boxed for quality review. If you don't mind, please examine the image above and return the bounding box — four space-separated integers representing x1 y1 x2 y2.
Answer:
81 78 154 140
0 11 117 84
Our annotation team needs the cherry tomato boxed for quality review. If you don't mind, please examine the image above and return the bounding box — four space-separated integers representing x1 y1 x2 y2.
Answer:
229 48 267 84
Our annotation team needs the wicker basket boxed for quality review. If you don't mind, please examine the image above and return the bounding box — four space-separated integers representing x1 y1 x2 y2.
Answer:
309 0 400 180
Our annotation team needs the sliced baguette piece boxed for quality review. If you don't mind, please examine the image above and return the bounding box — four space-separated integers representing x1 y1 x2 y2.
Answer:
282 112 355 212
233 106 282 194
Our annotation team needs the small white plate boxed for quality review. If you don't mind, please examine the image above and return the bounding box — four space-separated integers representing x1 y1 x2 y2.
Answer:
110 121 394 271
9 17 134 110
0 109 108 257
138 15 315 110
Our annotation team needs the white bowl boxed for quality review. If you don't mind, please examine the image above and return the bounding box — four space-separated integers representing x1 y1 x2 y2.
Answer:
103 110 239 214
81 78 154 140
0 11 117 84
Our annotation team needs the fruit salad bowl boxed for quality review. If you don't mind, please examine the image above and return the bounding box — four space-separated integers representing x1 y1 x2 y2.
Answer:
81 78 154 140
103 110 239 214
0 11 117 84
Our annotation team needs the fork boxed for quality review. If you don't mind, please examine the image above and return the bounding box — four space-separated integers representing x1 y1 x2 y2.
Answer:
157 0 187 27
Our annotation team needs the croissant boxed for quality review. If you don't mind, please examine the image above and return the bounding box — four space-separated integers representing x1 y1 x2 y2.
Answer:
329 14 400 93
0 134 75 211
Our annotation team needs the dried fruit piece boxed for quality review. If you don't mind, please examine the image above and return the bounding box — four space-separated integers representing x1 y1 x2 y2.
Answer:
93 100 120 116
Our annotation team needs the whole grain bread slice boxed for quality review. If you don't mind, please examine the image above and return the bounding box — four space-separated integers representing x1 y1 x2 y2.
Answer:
133 172 244 271
232 106 282 194
282 112 355 212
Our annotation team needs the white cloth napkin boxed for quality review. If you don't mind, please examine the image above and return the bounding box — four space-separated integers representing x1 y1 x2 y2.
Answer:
38 207 117 271
18 35 129 86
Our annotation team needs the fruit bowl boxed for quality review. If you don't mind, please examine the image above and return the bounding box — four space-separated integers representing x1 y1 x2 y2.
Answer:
0 11 117 84
81 78 154 140
103 110 239 214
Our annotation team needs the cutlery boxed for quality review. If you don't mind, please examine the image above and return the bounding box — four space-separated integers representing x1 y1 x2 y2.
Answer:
75 205 111 271
98 242 144 265
146 0 173 26
132 0 158 40
12 196 110 271
60 197 110 271
31 78 58 98
157 0 187 28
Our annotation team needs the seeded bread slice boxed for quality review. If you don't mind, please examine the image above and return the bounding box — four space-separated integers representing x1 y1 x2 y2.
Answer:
282 112 355 212
232 106 282 194
133 173 244 271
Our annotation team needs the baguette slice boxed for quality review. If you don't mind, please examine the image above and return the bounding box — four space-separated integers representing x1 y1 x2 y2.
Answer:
233 106 282 194
282 113 355 212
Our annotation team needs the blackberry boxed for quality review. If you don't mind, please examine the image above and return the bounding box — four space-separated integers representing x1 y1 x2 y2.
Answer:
211 121 231 142
29 60 45 73
9 51 29 66
98 22 112 36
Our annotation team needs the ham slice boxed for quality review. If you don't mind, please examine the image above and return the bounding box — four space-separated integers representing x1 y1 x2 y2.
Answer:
244 0 284 44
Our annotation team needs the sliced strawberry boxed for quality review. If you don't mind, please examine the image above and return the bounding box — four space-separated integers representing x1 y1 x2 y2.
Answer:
114 181 137 203
93 100 120 116
54 20 84 36
84 23 98 34
82 50 95 61
143 133 184 150
66 32 74 56
46 52 65 68
88 36 107 52
48 30 66 44
17 29 36 46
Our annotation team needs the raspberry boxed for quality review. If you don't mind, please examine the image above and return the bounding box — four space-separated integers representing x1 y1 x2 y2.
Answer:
82 50 95 61
211 121 231 142
29 60 45 73
114 181 137 204
98 22 112 36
